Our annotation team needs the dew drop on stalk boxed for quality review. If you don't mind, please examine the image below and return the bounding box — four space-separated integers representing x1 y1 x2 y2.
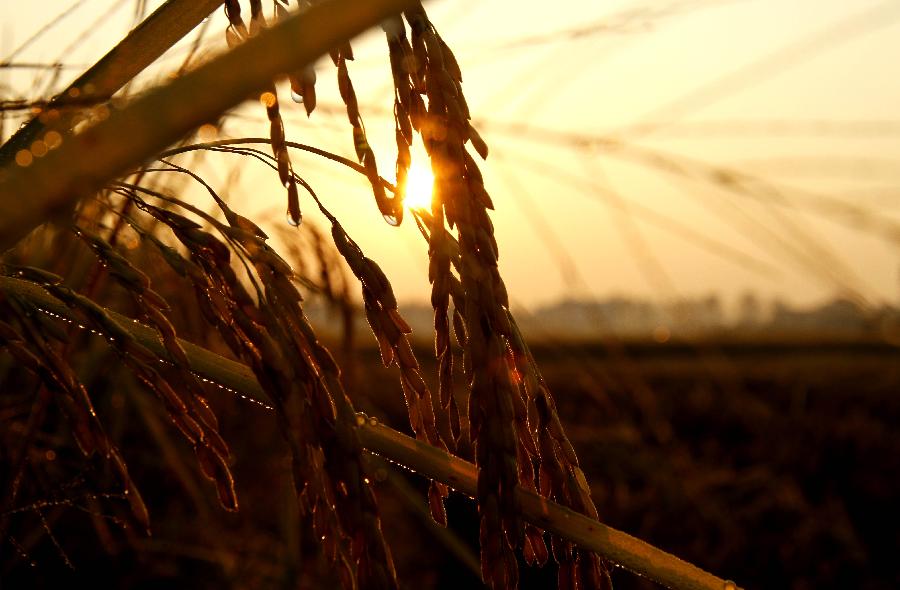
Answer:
15 150 32 167
286 212 301 227
290 90 304 104
723 581 738 590
382 213 400 226
30 140 48 158
44 130 62 149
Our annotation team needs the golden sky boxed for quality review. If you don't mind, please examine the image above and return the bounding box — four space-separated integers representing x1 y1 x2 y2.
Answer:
3 0 900 311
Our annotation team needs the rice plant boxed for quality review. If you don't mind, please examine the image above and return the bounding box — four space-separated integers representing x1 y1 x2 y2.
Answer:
0 2 741 588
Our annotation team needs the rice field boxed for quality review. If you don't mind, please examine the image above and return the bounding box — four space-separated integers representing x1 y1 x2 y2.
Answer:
2 2 898 589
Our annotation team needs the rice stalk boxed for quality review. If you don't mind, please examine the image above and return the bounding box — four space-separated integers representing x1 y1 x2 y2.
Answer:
107 179 397 587
0 273 741 590
0 287 151 534
384 5 612 587
0 0 225 166
0 0 416 251
0 3 747 589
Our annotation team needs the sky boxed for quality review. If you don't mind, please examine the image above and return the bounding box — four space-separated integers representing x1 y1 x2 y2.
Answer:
3 0 900 313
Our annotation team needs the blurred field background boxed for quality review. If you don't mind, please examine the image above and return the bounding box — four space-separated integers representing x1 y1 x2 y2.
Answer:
2 1 900 589
4 332 897 589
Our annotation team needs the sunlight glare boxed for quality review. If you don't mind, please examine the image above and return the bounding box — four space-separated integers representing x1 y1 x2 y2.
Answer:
403 160 434 211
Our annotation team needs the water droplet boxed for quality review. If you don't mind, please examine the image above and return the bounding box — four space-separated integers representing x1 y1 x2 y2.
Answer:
723 581 738 590
355 413 367 426
286 213 301 227
382 213 400 226
15 150 33 167
197 124 217 141
44 130 62 149
30 140 48 158
368 416 378 426
290 90 304 104
259 91 276 108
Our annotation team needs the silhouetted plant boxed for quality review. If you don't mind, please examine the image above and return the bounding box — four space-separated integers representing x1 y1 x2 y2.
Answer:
0 2 739 589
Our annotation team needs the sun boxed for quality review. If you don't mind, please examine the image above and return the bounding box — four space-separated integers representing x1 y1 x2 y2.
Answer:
402 160 434 211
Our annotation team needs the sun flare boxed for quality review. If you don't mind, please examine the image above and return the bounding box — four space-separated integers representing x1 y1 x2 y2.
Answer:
402 161 435 211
